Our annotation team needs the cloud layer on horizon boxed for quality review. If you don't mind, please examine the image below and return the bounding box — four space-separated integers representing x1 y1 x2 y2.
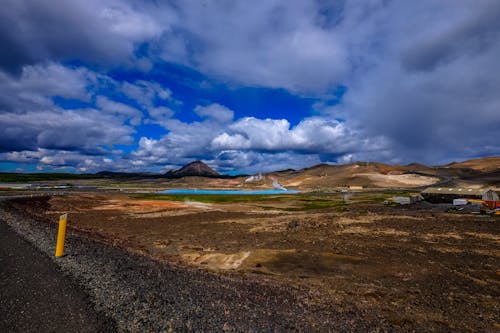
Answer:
1 0 499 173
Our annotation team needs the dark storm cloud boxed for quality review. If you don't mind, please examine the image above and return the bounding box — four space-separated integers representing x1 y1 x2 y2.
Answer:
0 0 165 73
401 2 500 72
334 0 500 164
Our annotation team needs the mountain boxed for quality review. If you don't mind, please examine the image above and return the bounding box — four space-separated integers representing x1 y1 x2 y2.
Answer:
165 160 220 178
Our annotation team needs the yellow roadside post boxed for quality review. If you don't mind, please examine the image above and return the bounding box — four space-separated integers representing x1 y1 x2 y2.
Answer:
55 213 68 257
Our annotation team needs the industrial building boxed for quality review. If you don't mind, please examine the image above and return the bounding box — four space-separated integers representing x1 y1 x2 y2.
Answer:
421 187 499 206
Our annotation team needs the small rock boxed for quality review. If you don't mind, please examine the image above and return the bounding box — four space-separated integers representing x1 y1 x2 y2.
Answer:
287 220 300 230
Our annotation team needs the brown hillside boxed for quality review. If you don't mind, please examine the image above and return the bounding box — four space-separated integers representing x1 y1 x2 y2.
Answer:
275 162 439 189
445 156 500 172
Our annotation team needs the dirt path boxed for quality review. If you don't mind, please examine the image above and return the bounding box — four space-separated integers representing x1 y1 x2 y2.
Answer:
0 220 116 333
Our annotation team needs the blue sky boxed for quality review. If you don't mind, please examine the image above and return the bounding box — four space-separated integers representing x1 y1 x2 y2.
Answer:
0 1 499 174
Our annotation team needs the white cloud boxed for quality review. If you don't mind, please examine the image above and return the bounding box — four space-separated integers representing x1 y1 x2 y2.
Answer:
194 103 234 123
100 4 162 40
96 95 143 125
0 63 98 111
0 63 135 154
211 116 382 154
132 105 387 172
120 80 172 108
212 150 322 174
212 133 250 150
147 106 174 124
0 108 134 152
1 149 105 172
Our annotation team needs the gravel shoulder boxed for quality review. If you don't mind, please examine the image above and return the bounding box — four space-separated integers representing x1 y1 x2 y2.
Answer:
0 200 386 332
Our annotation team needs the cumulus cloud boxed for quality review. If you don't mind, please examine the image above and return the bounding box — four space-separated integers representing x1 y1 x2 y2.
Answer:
194 104 234 123
132 104 386 173
0 63 135 154
0 60 177 171
96 95 143 125
0 108 133 153
0 148 135 172
120 80 172 109
212 117 385 154
0 63 97 111
212 150 322 174
150 0 500 164
132 103 234 167
147 106 174 125
155 0 500 164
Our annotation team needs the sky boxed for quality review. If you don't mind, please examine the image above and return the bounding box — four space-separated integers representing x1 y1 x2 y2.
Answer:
0 0 499 174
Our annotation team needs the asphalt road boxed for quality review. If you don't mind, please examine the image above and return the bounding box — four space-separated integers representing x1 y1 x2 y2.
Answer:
0 220 115 333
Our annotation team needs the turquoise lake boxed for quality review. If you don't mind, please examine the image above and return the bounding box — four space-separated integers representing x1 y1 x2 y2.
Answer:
157 189 299 195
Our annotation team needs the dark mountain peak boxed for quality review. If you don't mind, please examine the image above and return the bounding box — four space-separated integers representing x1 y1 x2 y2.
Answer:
167 160 220 177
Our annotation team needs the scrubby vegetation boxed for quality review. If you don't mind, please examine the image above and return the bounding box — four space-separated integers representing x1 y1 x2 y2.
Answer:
0 173 97 182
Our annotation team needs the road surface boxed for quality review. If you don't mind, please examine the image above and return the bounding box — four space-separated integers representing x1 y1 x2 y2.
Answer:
0 220 115 332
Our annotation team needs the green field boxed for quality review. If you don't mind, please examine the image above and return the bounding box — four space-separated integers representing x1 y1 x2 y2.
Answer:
136 193 300 204
136 193 351 212
137 190 417 211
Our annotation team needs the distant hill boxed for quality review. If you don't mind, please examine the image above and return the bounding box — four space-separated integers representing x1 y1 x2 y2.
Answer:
165 160 220 178
271 156 500 190
272 162 440 189
438 156 500 188
444 156 500 172
96 171 161 178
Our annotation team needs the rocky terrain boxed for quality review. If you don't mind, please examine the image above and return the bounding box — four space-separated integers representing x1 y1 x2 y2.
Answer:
2 192 499 332
0 199 389 332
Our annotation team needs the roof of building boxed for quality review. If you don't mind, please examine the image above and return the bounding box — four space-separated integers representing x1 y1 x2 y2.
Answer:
422 187 495 195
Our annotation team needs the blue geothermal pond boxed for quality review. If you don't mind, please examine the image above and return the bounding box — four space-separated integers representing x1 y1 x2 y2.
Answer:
158 189 299 195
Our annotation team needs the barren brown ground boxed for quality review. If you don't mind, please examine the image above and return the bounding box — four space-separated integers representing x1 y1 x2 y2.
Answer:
10 193 500 332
